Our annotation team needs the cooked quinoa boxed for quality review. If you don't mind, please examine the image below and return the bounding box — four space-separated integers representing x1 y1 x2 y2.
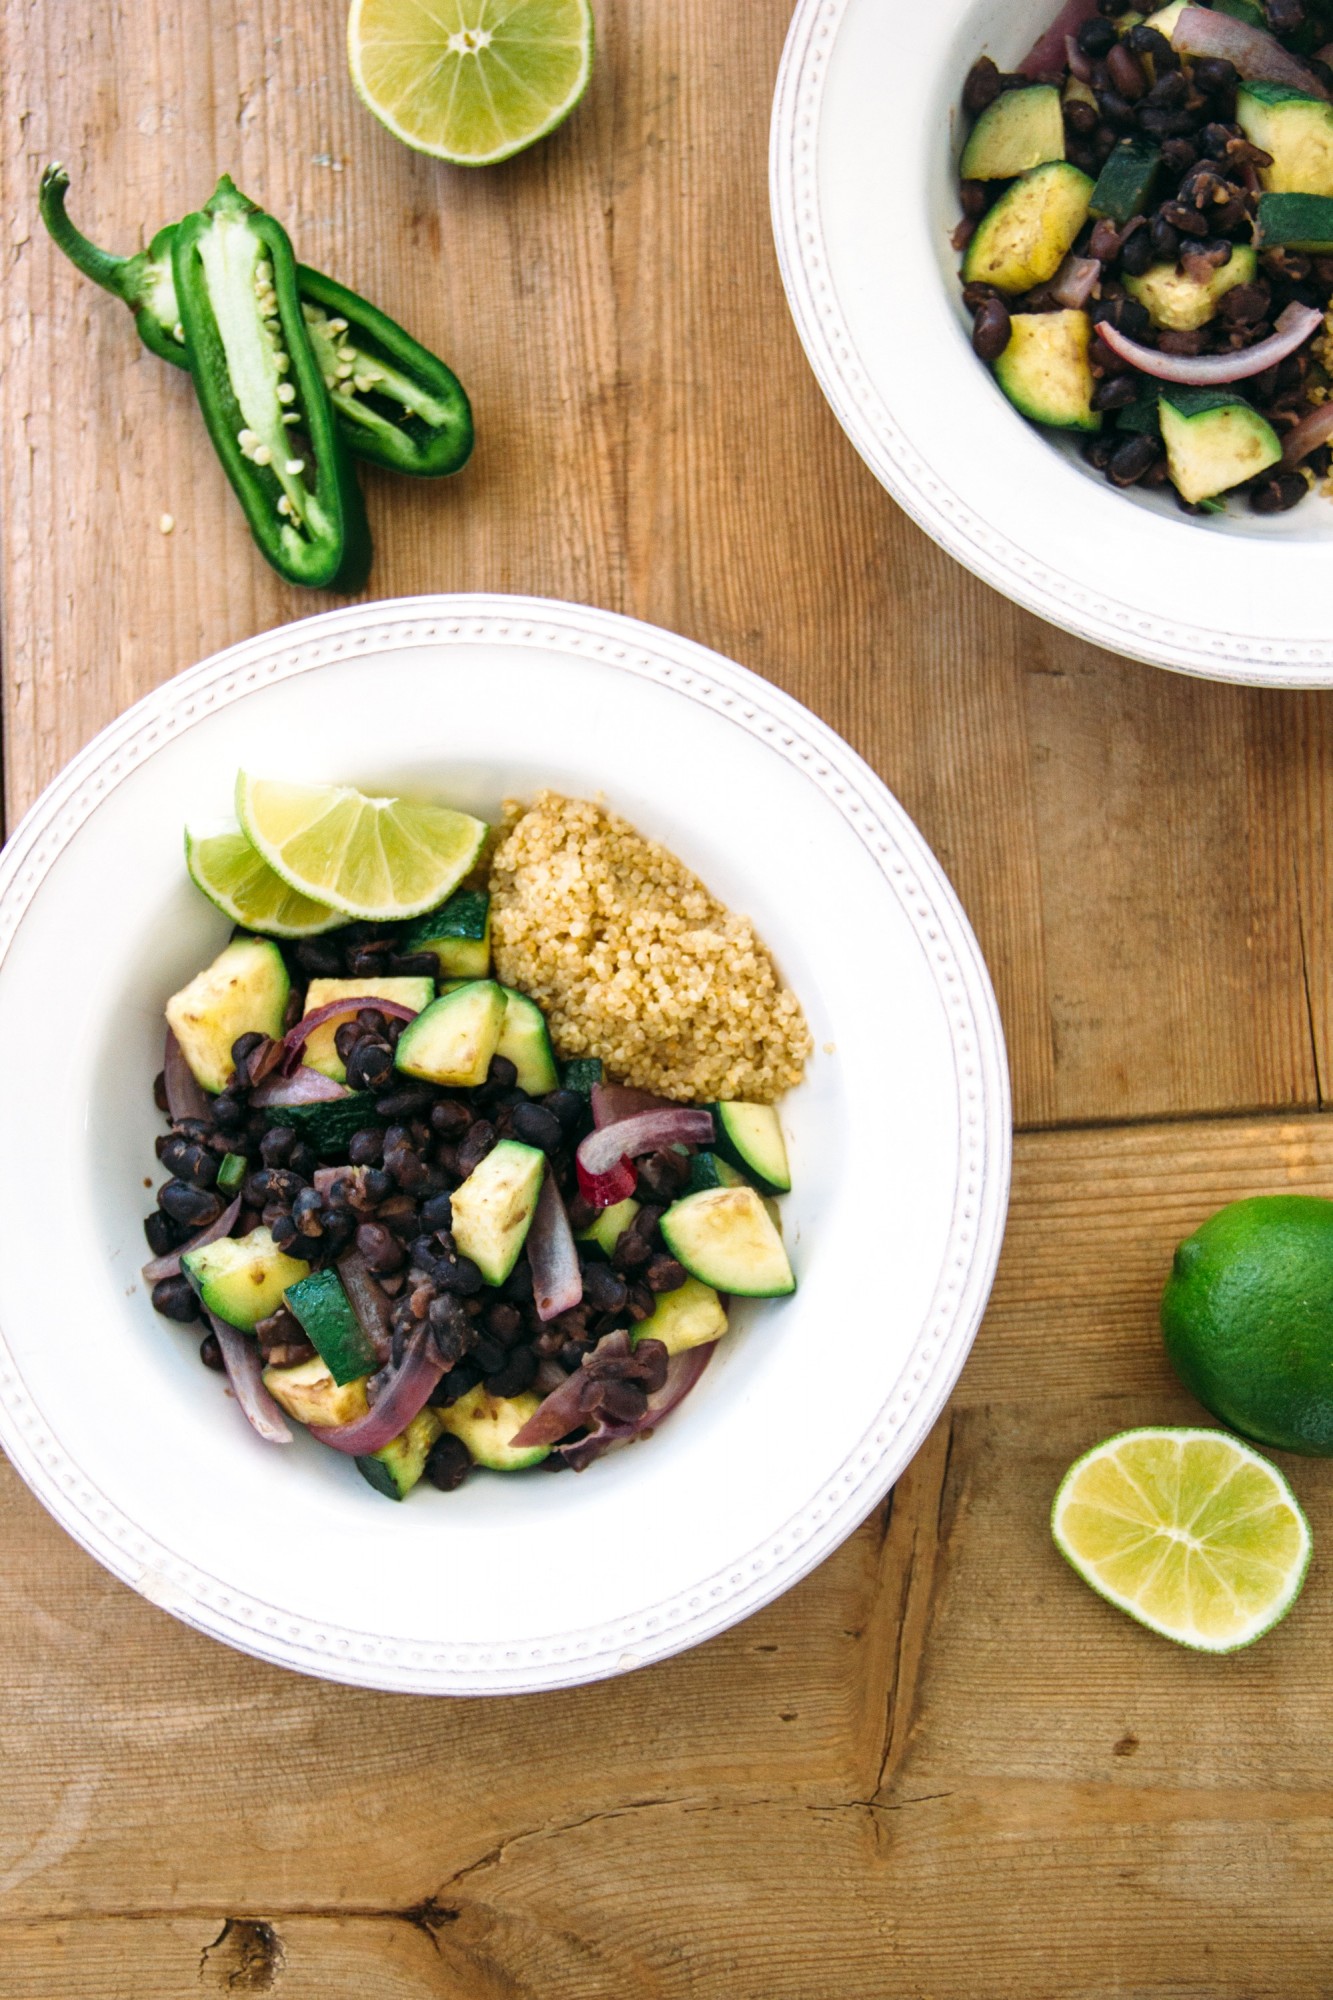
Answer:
488 792 811 1104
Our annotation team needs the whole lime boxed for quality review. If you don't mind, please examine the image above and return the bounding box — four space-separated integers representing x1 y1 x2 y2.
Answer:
1162 1194 1333 1456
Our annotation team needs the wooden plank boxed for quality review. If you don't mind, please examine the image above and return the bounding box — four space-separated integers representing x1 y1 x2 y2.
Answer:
1 0 1327 1128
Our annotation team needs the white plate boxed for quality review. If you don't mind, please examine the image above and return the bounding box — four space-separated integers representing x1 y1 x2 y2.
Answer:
0 595 1009 1693
772 0 1333 688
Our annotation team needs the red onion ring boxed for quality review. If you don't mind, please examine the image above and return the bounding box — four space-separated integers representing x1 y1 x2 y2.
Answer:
1173 6 1331 97
1282 400 1333 467
279 994 420 1074
560 1343 716 1470
336 1248 394 1365
590 1082 678 1128
251 1065 352 1107
207 1311 293 1444
1020 0 1100 76
1097 302 1322 384
528 1170 583 1322
578 1108 714 1178
142 1193 243 1285
309 1325 444 1455
163 1029 210 1123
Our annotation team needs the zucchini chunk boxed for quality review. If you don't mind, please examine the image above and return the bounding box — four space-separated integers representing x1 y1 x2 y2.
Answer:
394 979 506 1087
660 1187 796 1299
1142 0 1188 34
711 1101 793 1194
356 1409 441 1500
1090 137 1160 225
263 1354 370 1428
1237 84 1333 195
261 1092 384 1155
436 1384 550 1470
962 162 1094 293
576 1195 641 1256
994 310 1100 432
399 889 492 980
960 85 1065 181
560 1056 603 1097
301 975 433 1080
686 1153 747 1196
632 1275 728 1356
182 1225 310 1329
165 935 290 1094
284 1268 380 1384
496 988 560 1095
1213 0 1267 22
1257 191 1333 250
1124 244 1258 331
450 1139 546 1285
1158 387 1282 504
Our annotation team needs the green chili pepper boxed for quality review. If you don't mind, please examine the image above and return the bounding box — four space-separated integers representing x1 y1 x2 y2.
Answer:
39 166 473 479
171 176 371 591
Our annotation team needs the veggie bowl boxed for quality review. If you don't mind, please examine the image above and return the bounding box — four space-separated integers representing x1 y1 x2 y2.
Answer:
0 596 1009 1693
773 0 1333 683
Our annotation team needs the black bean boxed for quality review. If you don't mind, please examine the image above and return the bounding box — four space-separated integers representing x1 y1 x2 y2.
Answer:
506 1101 561 1154
271 1211 301 1252
480 1054 516 1091
295 937 343 977
1138 105 1202 139
1090 374 1140 413
485 1301 525 1345
485 1347 538 1397
291 1186 323 1238
159 1180 223 1228
1120 228 1154 277
559 1340 588 1371
1065 99 1100 140
455 1120 497 1177
199 1331 225 1371
962 55 1002 116
598 1378 648 1424
1107 40 1146 99
343 1129 381 1168
429 1099 472 1138
384 1143 429 1192
417 1190 453 1236
1144 69 1187 110
1098 87 1140 131
211 1093 245 1133
389 952 441 980
1126 21 1175 66
152 1274 200 1321
959 177 989 219
469 1335 505 1376
971 295 1012 363
244 1167 305 1209
436 1253 484 1295
1149 215 1181 263
1249 471 1308 513
581 1262 629 1313
502 1259 535 1303
1107 433 1162 486
425 1431 472 1491
1159 136 1197 177
160 1135 218 1187
1266 0 1303 34
230 1031 267 1080
1079 15 1117 55
257 1126 295 1168
1191 56 1238 98
288 1141 318 1181
343 1039 392 1093
353 1220 401 1273
540 1089 584 1134
144 1210 182 1256
645 1254 688 1294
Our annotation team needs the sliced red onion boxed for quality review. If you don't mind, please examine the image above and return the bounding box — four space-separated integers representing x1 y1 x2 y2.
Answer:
207 1311 293 1444
1173 5 1331 97
1282 400 1333 467
528 1170 583 1322
142 1193 242 1285
1051 253 1102 310
576 1154 638 1209
1097 302 1322 384
1065 33 1094 84
1021 0 1100 76
534 1356 569 1396
279 993 420 1073
577 1108 714 1179
309 1325 444 1455
590 1082 678 1129
250 1065 352 1108
511 1351 596 1449
336 1247 393 1364
559 1343 716 1471
163 1028 210 1123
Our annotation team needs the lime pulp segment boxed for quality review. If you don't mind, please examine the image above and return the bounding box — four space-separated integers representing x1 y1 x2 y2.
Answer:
236 773 488 921
348 0 595 166
1051 1427 1311 1653
185 826 344 938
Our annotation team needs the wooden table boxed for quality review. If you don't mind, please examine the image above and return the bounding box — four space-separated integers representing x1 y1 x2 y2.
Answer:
2 4 1331 1994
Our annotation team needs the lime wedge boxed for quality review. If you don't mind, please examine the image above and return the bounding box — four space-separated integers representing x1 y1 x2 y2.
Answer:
1052 1427 1311 1652
347 0 594 166
236 773 488 922
186 825 345 938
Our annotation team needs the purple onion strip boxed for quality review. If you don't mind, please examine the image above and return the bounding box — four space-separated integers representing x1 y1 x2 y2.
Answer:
141 1193 243 1285
207 1311 293 1445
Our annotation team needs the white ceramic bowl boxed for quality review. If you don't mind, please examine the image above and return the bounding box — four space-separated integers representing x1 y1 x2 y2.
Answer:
772 0 1333 687
0 596 1009 1693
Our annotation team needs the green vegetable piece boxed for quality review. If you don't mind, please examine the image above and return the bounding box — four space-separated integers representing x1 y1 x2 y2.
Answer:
1237 85 1333 197
165 935 290 1094
711 1101 792 1194
1089 137 1161 225
660 1186 795 1298
1115 384 1162 437
560 1057 603 1097
356 1409 441 1499
451 1140 546 1285
284 1268 380 1385
436 1385 549 1471
1213 0 1267 25
1257 190 1333 250
496 989 559 1095
182 1227 311 1329
400 889 491 977
171 175 371 590
1158 388 1282 504
261 1092 385 1153
685 1153 747 1196
576 1195 641 1254
216 1153 248 1195
960 85 1065 181
39 166 473 479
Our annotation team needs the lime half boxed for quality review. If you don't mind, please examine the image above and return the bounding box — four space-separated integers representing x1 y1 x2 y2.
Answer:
186 825 344 938
1052 1427 1311 1653
348 0 595 166
236 773 488 921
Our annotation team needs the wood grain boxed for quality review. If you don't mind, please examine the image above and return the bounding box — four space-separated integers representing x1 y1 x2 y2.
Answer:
7 0 1333 1993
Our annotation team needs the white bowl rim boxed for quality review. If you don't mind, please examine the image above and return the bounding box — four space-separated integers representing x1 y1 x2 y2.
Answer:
771 0 1333 689
0 593 1011 1693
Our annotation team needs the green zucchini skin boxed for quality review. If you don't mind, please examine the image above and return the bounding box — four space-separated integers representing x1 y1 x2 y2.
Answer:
1257 190 1333 250
1089 138 1161 226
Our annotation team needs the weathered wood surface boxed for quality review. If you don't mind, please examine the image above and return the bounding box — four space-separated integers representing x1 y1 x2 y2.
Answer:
4 1 1333 1995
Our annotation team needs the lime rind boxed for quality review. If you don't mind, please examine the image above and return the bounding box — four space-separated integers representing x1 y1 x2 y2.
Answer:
1051 1426 1312 1654
235 772 489 922
347 0 595 167
185 825 345 938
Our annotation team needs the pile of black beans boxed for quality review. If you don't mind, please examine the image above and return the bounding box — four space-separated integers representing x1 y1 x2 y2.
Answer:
145 926 692 1488
957 0 1333 515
